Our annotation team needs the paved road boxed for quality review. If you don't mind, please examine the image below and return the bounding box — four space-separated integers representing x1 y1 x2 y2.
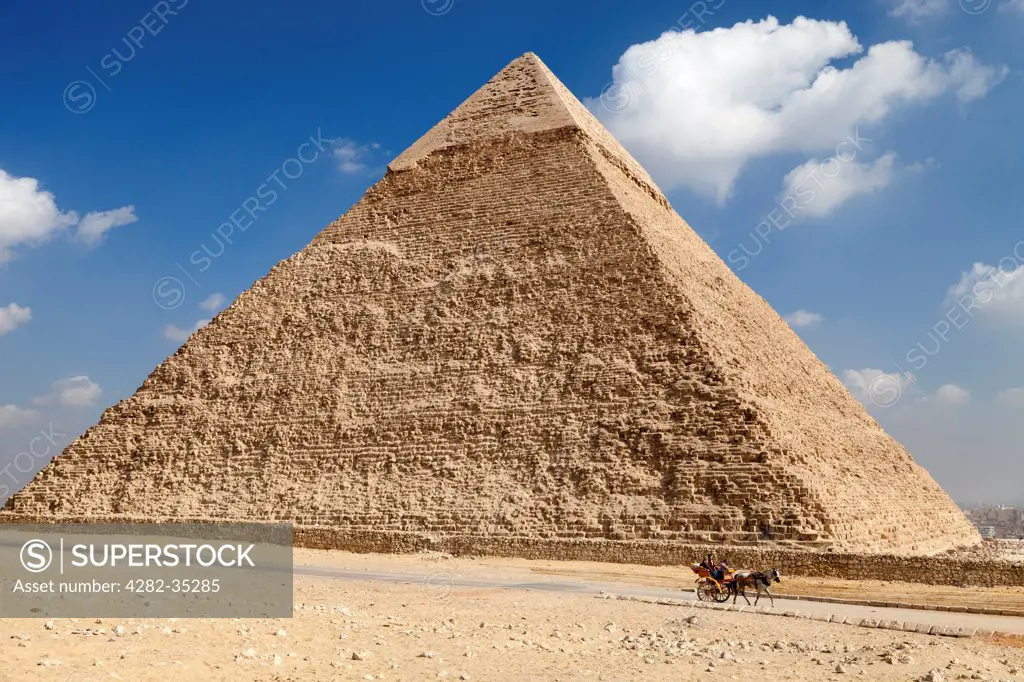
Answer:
294 563 1024 635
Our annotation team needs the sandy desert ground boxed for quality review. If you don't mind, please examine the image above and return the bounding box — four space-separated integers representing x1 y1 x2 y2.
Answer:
3 550 1024 681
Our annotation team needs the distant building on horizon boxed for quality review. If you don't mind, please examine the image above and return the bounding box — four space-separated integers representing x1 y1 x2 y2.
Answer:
962 503 1023 539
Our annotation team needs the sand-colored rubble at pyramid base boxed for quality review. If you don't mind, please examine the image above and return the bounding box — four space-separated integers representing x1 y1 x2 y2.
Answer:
2 53 979 555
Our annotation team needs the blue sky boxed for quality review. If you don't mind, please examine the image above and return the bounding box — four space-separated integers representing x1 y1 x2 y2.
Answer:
1 0 1022 505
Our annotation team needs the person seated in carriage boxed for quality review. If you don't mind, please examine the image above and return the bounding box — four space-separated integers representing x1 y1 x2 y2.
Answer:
699 554 715 573
711 558 730 583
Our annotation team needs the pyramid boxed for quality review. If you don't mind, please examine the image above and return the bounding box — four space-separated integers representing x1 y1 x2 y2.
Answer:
4 53 978 554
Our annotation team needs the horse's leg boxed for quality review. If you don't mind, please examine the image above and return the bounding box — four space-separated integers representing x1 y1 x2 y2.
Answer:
766 586 774 608
738 581 751 605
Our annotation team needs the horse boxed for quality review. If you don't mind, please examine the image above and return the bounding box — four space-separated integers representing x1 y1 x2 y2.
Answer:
729 568 782 607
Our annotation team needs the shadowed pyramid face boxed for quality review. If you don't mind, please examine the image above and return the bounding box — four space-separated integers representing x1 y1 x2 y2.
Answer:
2 53 978 555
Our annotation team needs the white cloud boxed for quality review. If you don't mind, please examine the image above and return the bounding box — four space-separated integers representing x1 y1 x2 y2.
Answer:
942 50 1008 103
332 140 381 174
0 303 32 336
889 0 948 21
997 387 1024 407
0 169 78 262
935 383 970 404
842 370 970 411
783 310 824 328
164 319 210 342
779 153 898 218
592 17 1007 200
32 376 102 407
1001 0 1024 12
199 293 226 312
0 404 37 429
842 368 913 407
944 261 1024 322
0 168 135 261
906 156 939 174
75 205 138 246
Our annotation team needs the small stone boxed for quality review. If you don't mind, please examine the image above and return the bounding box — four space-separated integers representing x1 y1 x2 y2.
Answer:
241 648 256 659
353 651 371 661
835 663 847 674
44 621 56 631
37 659 61 667
276 629 287 637
114 625 126 637
419 651 437 658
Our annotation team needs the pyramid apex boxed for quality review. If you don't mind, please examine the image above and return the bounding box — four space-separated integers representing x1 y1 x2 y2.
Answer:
388 52 573 172
387 53 664 200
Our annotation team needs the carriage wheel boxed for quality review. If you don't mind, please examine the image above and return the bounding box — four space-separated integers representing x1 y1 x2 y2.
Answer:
698 582 718 602
714 584 731 603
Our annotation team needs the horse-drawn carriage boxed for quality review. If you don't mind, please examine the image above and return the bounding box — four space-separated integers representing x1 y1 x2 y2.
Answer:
689 562 734 602
689 563 783 606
